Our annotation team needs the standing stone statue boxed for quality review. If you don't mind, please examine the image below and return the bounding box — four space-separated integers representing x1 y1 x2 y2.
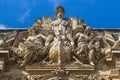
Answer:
49 6 73 64
51 6 74 47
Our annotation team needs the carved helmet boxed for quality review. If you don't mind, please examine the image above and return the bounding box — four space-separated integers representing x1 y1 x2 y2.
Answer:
35 18 42 24
55 6 65 14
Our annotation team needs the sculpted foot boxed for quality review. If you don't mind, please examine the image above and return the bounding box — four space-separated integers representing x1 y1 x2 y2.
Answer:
90 61 95 66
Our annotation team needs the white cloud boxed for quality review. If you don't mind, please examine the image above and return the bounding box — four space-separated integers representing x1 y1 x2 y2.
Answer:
48 0 96 9
0 24 7 29
49 0 65 9
80 0 96 4
18 9 30 23
2 0 41 7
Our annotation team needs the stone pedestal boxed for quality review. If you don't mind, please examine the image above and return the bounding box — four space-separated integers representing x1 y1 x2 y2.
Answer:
25 64 95 80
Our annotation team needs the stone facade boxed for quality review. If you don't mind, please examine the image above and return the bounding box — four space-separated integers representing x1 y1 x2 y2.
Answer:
0 6 120 80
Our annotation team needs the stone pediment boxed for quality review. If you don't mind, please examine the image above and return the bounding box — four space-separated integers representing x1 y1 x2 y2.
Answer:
0 6 120 80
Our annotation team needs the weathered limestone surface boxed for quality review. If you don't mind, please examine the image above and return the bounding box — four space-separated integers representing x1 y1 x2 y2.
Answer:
0 6 120 80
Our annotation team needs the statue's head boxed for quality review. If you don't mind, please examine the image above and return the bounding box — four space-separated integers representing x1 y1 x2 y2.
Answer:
55 6 65 18
36 18 42 25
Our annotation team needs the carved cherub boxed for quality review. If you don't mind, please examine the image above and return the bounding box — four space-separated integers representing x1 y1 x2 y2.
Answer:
69 17 78 30
78 19 93 35
76 34 88 56
28 18 43 36
40 16 54 47
42 16 53 30
88 37 109 66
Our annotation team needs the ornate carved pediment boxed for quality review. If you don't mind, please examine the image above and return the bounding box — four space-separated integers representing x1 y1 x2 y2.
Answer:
0 6 120 80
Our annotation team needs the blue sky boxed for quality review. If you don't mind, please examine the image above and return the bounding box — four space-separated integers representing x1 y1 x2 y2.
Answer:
0 0 120 29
